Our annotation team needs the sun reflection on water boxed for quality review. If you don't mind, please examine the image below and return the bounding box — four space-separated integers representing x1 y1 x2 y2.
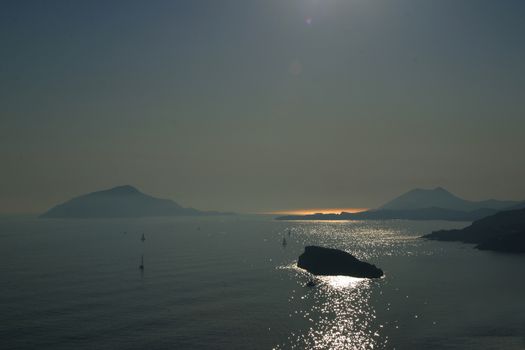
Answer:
276 265 386 349
273 220 437 349
318 275 365 289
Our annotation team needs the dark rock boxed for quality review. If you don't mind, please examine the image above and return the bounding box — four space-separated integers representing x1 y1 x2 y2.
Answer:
297 246 383 278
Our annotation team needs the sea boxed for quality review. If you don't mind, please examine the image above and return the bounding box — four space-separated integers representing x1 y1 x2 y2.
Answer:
1 215 524 349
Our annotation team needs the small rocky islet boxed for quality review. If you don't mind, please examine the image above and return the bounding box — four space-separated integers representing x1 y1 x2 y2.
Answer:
297 246 384 278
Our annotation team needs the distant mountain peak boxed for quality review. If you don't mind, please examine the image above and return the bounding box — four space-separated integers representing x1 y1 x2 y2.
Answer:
409 187 451 194
379 187 517 211
40 185 227 218
433 186 449 193
100 185 140 195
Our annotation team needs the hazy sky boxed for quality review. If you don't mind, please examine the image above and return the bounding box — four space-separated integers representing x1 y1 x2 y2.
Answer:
1 0 525 214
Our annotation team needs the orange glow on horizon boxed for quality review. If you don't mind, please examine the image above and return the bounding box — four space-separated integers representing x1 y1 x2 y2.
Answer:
267 207 369 215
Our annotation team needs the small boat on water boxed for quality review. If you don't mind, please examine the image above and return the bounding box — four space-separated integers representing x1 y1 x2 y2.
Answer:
305 279 319 288
282 237 287 247
141 233 145 242
139 255 144 270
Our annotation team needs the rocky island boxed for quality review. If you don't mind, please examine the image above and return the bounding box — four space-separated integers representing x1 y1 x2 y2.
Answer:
423 208 525 253
297 246 383 278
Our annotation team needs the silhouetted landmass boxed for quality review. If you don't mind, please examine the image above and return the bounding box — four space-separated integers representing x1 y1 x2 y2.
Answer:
423 208 525 253
380 187 517 211
276 187 521 221
507 201 525 211
298 246 383 278
276 207 498 221
476 232 525 253
40 185 231 218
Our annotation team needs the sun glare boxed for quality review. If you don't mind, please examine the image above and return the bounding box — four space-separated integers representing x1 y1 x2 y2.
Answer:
268 208 369 215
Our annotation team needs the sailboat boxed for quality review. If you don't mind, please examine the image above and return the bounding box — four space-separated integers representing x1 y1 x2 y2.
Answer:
139 255 144 270
141 233 145 242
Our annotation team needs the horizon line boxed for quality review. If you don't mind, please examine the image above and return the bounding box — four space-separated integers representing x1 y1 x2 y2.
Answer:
263 208 370 216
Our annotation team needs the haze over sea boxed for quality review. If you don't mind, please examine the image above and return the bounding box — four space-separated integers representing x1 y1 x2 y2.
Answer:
2 216 524 350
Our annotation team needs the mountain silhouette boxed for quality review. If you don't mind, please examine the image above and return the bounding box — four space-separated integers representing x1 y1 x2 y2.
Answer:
507 201 525 211
423 208 525 253
379 187 517 211
40 185 229 218
276 187 521 221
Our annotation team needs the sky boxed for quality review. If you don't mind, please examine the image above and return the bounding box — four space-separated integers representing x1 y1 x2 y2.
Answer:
1 0 525 214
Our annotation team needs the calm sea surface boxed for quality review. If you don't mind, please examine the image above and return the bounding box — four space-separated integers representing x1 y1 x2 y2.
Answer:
1 216 524 349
